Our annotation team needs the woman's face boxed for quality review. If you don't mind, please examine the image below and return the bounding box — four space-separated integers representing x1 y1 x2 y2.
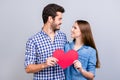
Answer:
71 22 82 39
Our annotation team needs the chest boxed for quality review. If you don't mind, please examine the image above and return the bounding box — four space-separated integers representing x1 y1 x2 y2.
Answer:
35 36 66 59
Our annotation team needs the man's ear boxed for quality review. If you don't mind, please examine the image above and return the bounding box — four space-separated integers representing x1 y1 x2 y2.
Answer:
48 16 53 23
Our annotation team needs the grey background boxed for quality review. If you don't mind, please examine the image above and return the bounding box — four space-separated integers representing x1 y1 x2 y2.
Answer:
0 0 120 80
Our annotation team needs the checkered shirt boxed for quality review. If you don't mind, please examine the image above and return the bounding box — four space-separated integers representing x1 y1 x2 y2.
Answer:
24 30 67 80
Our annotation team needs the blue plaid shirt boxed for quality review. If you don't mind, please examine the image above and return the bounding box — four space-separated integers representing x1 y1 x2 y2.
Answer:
25 30 67 80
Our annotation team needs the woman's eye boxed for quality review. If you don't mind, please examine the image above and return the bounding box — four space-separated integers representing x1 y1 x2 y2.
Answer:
74 26 77 29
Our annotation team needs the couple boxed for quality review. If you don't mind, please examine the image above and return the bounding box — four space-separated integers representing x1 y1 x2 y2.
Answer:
24 3 100 80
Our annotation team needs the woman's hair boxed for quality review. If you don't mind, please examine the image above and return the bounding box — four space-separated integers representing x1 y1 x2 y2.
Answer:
76 20 100 68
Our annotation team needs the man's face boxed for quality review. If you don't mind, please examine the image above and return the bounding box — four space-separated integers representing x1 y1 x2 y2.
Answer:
51 12 63 31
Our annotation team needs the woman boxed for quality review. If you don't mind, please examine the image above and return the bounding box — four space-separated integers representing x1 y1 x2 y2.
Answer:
64 20 100 80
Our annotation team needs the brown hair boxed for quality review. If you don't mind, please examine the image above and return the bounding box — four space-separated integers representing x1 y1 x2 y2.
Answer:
76 20 100 68
42 3 65 24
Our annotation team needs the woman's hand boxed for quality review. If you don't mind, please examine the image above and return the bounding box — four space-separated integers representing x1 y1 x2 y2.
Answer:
73 60 94 79
73 60 82 70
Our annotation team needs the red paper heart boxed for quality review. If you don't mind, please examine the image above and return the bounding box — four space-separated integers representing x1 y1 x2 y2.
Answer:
53 49 78 69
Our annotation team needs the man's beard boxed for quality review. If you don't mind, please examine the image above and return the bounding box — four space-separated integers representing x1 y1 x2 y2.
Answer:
51 22 61 32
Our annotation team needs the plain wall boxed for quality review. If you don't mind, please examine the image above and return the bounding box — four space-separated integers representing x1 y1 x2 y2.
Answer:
0 0 120 80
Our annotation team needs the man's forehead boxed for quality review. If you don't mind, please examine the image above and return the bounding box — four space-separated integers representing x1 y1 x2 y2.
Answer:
56 12 62 16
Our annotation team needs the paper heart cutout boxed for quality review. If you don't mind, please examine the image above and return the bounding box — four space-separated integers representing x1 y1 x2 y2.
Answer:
53 49 78 69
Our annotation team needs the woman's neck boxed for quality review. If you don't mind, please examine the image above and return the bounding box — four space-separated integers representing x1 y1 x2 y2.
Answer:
74 38 84 51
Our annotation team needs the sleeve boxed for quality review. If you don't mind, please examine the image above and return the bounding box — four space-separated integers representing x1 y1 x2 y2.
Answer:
24 38 37 68
87 48 97 76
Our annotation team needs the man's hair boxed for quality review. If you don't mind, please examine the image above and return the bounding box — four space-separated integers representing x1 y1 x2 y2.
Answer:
42 3 65 23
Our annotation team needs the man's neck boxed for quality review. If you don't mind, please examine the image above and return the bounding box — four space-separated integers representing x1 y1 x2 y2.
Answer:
42 24 55 43
43 24 55 35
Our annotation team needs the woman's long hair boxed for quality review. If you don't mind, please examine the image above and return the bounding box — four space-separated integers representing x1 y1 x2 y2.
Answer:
76 20 100 68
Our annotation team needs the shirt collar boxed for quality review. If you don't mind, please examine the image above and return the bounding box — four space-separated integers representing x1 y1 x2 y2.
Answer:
40 29 59 37
70 41 88 50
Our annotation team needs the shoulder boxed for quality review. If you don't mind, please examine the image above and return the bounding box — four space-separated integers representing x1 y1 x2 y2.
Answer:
57 30 66 36
26 31 41 44
87 46 96 52
64 42 70 47
83 46 96 55
64 41 73 47
64 41 73 52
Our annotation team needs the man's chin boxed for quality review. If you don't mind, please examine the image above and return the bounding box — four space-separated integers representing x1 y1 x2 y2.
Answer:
56 27 60 30
54 29 60 31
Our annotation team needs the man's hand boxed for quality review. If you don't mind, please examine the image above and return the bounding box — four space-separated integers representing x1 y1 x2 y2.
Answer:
45 57 58 67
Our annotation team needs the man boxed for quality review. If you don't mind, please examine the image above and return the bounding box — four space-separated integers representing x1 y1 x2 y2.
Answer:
24 3 67 80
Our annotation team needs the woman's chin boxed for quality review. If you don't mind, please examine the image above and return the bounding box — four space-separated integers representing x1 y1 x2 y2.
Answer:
71 35 74 38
